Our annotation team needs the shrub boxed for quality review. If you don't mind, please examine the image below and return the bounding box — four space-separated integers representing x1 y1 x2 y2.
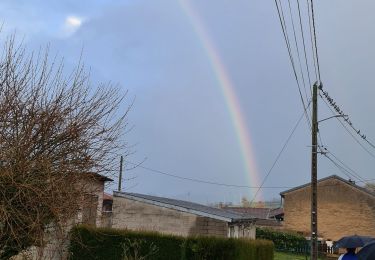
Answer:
182 237 273 260
69 226 184 260
69 225 274 260
256 228 307 251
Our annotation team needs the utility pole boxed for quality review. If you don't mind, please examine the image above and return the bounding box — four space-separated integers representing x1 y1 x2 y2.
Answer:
118 155 123 192
311 83 318 260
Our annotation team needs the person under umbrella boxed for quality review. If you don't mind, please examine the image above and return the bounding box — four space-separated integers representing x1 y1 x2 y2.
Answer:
357 241 375 260
335 235 375 260
338 248 357 260
335 235 375 249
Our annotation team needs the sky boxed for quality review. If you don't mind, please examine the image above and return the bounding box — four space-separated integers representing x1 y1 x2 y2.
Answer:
1 0 375 205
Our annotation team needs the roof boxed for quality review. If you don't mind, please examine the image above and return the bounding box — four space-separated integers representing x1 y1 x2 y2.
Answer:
88 172 113 182
103 193 113 201
280 175 375 198
222 207 284 219
254 219 283 227
113 191 256 223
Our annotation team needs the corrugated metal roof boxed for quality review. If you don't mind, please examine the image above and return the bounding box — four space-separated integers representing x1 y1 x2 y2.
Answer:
222 207 284 219
113 191 256 222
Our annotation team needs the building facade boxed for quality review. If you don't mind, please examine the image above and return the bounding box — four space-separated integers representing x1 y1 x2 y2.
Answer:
112 192 256 239
281 175 375 241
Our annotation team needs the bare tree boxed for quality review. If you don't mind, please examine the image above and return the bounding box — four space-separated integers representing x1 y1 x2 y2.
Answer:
0 36 131 259
365 183 375 193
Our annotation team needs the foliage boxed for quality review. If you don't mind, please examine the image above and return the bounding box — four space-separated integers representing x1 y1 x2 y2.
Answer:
69 226 185 260
256 228 307 252
0 35 130 259
69 225 274 260
121 238 159 260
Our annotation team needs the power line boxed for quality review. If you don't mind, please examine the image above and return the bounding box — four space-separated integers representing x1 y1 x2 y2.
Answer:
309 0 322 83
320 88 375 149
124 160 375 190
316 128 366 182
250 103 308 204
274 0 312 130
126 161 293 189
306 0 319 82
287 0 310 103
320 92 375 159
322 152 364 182
326 149 366 182
296 0 313 91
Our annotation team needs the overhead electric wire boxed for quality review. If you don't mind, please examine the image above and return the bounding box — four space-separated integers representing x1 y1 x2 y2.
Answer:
250 103 309 204
274 0 312 130
309 0 322 83
287 0 310 103
310 96 370 191
317 137 366 182
321 95 375 159
327 149 366 182
125 161 293 189
320 88 375 150
306 0 319 83
323 153 362 182
315 113 366 183
296 0 313 93
123 160 375 190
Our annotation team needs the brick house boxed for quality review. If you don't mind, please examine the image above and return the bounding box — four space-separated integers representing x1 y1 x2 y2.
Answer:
280 175 375 241
112 192 257 238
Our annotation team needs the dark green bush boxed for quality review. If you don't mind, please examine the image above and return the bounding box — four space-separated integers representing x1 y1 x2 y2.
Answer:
69 225 184 260
182 236 273 260
69 225 274 260
256 227 307 251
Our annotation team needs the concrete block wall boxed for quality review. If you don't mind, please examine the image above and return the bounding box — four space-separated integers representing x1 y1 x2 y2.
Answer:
283 178 375 241
112 196 228 237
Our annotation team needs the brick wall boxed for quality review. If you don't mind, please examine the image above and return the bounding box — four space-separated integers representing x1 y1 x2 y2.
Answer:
283 178 375 241
112 196 228 237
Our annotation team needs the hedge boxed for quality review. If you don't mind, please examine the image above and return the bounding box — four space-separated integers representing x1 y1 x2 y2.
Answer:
256 228 307 252
69 225 274 260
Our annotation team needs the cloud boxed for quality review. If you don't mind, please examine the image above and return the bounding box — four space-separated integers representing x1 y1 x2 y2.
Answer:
61 15 84 37
66 16 82 27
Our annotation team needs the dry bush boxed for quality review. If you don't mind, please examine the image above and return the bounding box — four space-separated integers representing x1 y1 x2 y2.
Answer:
0 36 131 259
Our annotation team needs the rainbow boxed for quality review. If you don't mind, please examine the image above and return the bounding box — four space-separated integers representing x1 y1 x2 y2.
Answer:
178 0 262 200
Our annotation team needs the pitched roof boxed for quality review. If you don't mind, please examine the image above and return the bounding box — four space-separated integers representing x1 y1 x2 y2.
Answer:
280 175 375 198
113 191 256 223
87 172 113 182
222 207 284 219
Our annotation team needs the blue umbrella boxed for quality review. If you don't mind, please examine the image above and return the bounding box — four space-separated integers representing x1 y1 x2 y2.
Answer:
334 235 375 249
358 241 375 260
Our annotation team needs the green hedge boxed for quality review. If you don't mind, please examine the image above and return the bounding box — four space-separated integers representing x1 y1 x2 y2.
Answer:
69 225 274 260
256 228 307 251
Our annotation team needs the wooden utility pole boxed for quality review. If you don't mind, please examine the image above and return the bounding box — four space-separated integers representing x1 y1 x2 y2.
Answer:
118 155 123 191
311 83 318 260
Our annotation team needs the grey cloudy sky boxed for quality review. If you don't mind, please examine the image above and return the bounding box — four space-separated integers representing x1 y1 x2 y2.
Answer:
2 0 374 204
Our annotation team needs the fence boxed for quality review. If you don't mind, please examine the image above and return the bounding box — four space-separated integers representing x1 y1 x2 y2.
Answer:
276 241 338 259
